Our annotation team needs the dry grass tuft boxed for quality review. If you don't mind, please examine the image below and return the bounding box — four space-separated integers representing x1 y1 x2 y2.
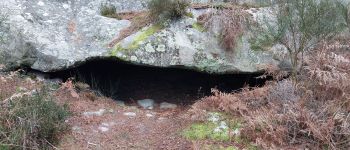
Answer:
198 7 249 52
0 87 70 149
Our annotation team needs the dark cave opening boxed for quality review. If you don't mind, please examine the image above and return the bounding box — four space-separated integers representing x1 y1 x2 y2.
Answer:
48 59 268 105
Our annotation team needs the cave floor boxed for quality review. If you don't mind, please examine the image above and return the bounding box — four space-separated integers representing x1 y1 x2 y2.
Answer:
2 67 255 149
55 88 194 149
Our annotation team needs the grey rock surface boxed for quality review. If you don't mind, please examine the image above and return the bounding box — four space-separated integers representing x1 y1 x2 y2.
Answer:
0 0 130 71
159 102 177 109
0 0 284 74
116 100 126 106
137 99 155 110
123 112 137 117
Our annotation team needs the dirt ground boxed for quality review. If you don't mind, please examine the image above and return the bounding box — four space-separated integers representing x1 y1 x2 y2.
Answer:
55 88 194 150
0 71 242 150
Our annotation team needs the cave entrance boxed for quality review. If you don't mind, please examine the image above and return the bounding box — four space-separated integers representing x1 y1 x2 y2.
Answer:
50 59 267 105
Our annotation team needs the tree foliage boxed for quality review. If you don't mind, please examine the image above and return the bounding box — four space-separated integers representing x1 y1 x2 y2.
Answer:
252 0 347 80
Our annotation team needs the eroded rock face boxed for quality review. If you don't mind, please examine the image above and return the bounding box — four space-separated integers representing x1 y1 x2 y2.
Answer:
0 0 131 71
0 0 284 74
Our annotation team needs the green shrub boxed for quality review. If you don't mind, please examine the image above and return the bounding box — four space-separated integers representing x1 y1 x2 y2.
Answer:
251 0 346 81
100 3 120 19
0 87 70 149
148 0 190 25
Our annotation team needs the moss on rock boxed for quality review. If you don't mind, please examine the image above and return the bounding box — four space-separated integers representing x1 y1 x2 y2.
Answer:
128 24 162 50
192 22 205 32
110 24 163 56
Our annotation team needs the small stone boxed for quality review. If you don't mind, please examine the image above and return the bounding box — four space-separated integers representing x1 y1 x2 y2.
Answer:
123 112 136 117
208 112 221 123
213 127 222 133
137 99 155 110
159 102 177 109
219 121 228 130
146 113 154 117
101 123 110 127
18 87 27 92
72 126 81 132
83 109 106 117
116 100 125 106
158 117 166 121
129 106 138 110
232 129 240 135
98 126 109 132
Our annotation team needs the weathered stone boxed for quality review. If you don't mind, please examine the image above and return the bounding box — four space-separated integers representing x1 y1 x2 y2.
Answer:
83 109 106 117
123 112 136 117
0 0 285 74
137 99 155 110
98 126 109 132
116 100 126 106
159 102 177 109
146 113 154 117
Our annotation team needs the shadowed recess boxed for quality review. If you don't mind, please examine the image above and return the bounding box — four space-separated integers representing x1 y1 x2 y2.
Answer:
49 59 268 105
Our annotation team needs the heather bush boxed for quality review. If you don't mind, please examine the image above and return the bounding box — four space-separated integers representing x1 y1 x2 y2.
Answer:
0 87 70 149
100 3 120 19
148 0 190 25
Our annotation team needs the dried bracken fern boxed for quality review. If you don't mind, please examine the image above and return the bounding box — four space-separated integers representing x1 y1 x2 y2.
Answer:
191 41 350 149
304 42 350 89
198 7 249 52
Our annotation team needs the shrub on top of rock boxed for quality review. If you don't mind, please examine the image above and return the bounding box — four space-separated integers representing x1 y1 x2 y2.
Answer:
148 0 190 25
99 3 120 19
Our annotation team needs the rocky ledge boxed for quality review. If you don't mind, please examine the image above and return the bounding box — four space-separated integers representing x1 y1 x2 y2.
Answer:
0 0 286 74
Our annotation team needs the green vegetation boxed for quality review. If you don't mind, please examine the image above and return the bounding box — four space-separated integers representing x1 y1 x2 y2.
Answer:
110 24 162 55
181 113 258 149
0 87 70 149
128 24 162 50
148 0 190 25
182 113 241 142
251 0 346 80
100 3 120 19
183 122 234 141
185 12 194 18
183 123 221 140
192 22 205 32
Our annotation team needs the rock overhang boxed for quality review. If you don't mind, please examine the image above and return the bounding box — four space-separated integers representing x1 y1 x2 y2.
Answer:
0 0 284 74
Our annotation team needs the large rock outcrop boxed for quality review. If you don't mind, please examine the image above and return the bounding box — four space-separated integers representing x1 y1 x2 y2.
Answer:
0 0 285 74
